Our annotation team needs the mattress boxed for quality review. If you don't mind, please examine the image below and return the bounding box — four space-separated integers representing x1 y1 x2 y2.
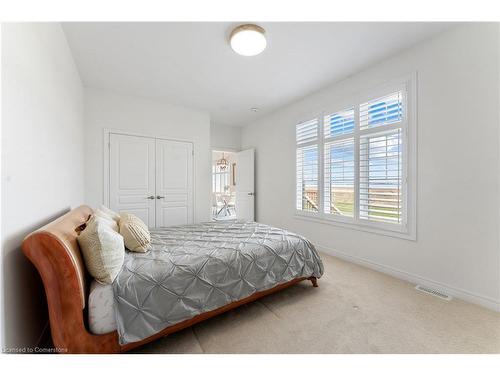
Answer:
113 221 324 345
88 279 116 335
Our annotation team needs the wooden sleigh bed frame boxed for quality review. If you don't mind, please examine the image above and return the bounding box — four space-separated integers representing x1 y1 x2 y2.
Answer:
22 205 318 354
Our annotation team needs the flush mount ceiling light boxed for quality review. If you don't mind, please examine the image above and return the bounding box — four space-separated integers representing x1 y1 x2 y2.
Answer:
230 24 267 56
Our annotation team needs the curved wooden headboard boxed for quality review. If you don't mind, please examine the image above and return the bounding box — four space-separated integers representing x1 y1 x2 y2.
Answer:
22 205 120 353
23 205 91 308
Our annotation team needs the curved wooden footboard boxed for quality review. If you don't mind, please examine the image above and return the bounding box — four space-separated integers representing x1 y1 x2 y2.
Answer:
22 206 318 354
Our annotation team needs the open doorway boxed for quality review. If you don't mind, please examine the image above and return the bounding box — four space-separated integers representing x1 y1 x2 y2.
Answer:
212 150 237 220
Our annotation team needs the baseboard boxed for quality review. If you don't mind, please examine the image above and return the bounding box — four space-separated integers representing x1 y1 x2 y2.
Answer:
317 245 500 313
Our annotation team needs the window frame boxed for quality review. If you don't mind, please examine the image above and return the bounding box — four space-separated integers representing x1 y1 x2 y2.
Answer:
296 143 320 212
294 73 417 240
212 164 231 194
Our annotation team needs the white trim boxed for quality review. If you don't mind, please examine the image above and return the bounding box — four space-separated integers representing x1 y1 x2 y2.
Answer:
211 146 240 153
295 117 320 212
102 128 196 222
406 72 418 243
353 104 360 221
296 108 324 127
294 73 417 240
317 245 500 312
498 31 500 307
318 111 325 214
294 212 414 241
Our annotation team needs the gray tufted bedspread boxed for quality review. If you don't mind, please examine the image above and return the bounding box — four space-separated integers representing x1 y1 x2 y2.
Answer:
112 221 324 345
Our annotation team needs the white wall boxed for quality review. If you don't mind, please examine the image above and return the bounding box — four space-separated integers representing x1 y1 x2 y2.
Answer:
210 123 241 151
242 24 500 310
84 88 211 223
1 23 84 349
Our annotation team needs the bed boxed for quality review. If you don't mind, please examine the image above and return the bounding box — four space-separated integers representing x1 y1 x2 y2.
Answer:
22 205 324 353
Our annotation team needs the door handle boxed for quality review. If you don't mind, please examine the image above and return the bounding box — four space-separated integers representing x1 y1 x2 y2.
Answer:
247 192 254 196
156 195 165 199
146 195 155 200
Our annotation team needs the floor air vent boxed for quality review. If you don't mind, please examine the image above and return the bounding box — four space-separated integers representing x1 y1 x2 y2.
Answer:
415 285 452 301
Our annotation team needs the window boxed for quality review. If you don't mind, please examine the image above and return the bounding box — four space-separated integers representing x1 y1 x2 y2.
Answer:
296 119 319 212
324 109 355 217
212 164 230 193
359 92 403 225
295 76 416 239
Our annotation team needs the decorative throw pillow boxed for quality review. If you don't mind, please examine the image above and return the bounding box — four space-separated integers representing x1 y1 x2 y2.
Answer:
92 210 119 232
97 205 121 224
119 213 150 252
77 216 125 284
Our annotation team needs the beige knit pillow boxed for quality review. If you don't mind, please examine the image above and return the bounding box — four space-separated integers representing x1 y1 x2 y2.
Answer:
119 213 150 252
77 216 125 284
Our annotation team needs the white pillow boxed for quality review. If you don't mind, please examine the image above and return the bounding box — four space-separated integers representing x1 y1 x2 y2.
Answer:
98 205 121 224
119 213 151 253
92 211 119 232
77 216 125 284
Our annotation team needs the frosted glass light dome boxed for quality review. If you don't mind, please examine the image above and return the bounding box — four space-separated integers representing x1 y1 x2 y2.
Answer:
230 24 267 56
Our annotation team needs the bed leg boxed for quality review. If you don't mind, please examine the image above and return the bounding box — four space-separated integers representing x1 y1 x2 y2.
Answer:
308 276 318 287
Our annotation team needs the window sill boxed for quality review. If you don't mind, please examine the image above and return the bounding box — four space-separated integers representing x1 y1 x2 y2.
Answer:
293 211 416 241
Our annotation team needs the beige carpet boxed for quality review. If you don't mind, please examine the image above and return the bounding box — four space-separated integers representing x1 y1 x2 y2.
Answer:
132 253 500 354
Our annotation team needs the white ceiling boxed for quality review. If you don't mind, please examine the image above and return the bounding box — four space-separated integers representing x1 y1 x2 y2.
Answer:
62 22 454 126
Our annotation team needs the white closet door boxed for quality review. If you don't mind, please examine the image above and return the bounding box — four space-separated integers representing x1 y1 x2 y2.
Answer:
109 134 156 227
155 139 193 227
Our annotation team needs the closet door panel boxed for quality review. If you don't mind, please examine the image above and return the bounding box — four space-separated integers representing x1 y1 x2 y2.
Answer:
109 134 156 227
155 139 193 227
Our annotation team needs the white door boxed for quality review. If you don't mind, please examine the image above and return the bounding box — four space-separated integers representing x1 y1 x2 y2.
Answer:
235 148 255 221
109 134 156 226
155 139 194 227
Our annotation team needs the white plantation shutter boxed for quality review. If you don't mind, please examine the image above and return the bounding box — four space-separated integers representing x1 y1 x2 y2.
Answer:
324 139 355 216
360 92 403 131
324 108 355 137
359 129 403 224
296 119 319 212
323 108 355 217
359 90 404 225
296 118 318 145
